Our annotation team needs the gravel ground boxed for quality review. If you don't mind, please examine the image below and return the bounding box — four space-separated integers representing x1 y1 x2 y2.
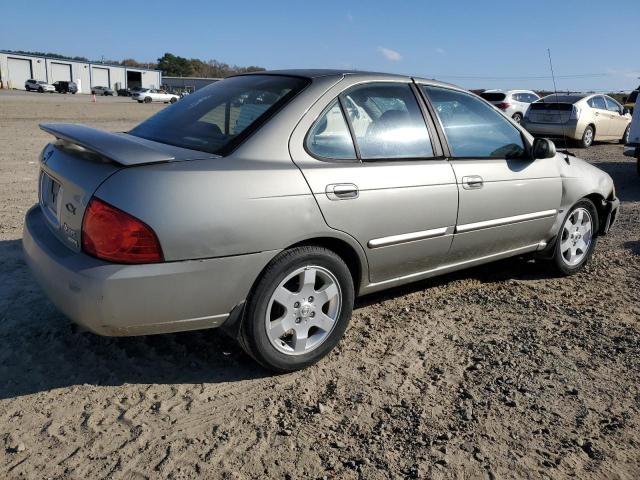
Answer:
0 90 639 480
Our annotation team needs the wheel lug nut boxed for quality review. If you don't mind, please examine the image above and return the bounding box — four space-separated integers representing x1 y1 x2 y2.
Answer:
308 296 314 302
310 312 315 317
295 317 301 324
294 302 300 308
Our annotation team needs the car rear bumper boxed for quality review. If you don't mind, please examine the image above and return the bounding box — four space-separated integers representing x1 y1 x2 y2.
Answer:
522 120 580 140
23 205 278 336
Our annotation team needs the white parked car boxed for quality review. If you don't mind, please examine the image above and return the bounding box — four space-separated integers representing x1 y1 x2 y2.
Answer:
480 89 540 123
132 88 179 104
25 79 55 93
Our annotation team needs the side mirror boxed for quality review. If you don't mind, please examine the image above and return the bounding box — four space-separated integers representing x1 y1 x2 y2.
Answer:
532 138 556 159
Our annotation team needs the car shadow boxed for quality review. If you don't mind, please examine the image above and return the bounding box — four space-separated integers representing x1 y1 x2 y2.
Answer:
0 239 270 400
623 240 640 255
355 255 550 310
588 160 640 203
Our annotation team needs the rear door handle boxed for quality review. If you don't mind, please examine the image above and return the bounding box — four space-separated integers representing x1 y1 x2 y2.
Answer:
326 183 359 200
462 176 484 190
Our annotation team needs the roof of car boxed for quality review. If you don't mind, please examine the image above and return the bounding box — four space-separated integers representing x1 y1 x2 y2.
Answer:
235 69 461 88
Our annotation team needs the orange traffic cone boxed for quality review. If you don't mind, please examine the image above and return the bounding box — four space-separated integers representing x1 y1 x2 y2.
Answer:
91 94 96 103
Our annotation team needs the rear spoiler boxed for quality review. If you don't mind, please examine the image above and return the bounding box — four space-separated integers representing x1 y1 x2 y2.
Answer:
39 123 175 166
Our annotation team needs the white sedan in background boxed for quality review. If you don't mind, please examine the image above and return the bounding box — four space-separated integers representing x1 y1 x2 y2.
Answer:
132 88 179 104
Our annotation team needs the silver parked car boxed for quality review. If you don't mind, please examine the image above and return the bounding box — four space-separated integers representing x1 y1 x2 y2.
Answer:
523 93 632 148
91 86 115 96
23 70 619 371
132 88 180 104
480 89 540 123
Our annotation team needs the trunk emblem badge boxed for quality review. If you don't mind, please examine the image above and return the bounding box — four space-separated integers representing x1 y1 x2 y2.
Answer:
65 202 77 215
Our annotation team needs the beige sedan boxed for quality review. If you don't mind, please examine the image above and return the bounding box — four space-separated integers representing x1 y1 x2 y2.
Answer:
522 93 631 148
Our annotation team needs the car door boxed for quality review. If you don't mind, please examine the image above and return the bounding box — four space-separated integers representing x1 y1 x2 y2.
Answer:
290 80 458 284
604 96 628 138
587 96 610 138
419 85 562 262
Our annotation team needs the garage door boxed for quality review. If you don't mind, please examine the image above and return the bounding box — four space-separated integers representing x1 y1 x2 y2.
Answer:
92 67 109 87
51 62 72 82
8 57 32 90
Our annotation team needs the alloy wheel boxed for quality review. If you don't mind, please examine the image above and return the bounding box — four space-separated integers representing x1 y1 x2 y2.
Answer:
559 207 593 266
265 266 341 355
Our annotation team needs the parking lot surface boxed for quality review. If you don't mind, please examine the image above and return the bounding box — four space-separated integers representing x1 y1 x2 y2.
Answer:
1 89 639 479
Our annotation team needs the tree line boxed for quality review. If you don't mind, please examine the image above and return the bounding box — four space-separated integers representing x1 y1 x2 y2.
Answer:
4 50 264 78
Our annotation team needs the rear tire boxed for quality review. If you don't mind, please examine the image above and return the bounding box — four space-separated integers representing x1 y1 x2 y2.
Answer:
550 199 598 275
239 246 355 372
620 125 630 144
144 97 152 103
38 87 44 93
578 125 594 148
512 112 523 124
170 97 177 104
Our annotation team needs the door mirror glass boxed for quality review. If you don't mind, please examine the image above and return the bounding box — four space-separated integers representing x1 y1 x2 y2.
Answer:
532 138 556 159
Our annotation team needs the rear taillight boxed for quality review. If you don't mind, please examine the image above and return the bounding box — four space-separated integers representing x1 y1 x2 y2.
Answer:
82 197 163 264
570 105 581 120
496 102 511 110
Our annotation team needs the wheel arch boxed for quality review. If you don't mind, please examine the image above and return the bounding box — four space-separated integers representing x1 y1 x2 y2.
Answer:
285 236 368 294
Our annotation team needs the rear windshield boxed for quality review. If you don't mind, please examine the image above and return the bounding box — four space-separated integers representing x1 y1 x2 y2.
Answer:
130 75 309 155
480 92 506 101
539 94 584 103
529 102 573 111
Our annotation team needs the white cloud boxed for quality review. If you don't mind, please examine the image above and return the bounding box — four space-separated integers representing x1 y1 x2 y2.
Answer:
435 47 445 55
378 47 402 61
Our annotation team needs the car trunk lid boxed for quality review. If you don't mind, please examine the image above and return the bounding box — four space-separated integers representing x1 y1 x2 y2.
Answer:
38 123 216 252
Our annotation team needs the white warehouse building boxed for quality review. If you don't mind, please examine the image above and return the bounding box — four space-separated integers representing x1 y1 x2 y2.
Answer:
0 51 162 93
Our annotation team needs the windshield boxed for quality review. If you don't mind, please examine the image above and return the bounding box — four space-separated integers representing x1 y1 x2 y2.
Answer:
129 75 309 155
37 81 47 85
480 92 506 102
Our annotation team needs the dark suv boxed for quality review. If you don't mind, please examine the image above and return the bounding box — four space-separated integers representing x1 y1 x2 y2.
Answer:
53 81 78 94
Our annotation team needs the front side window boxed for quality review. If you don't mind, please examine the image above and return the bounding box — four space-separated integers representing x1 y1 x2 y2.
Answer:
130 75 309 155
604 97 621 113
341 83 434 160
422 85 526 158
306 100 357 160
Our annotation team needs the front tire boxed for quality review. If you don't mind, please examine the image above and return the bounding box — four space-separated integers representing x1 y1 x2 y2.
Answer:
239 246 355 372
144 97 152 103
170 97 177 104
551 199 598 275
512 112 523 124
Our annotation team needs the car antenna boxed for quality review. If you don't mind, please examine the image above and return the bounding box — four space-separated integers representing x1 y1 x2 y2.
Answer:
547 48 570 163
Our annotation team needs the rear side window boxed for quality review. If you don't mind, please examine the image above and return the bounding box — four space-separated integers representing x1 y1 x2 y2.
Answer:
340 83 434 160
130 75 309 155
588 96 607 110
423 85 526 159
306 100 357 160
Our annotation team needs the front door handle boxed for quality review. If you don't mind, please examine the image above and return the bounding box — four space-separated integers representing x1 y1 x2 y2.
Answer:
462 176 484 190
326 183 359 200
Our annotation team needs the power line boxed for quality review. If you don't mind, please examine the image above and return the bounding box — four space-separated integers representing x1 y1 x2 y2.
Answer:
428 73 608 80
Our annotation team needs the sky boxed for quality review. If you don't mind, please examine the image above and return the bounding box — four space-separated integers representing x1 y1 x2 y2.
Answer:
1 0 638 92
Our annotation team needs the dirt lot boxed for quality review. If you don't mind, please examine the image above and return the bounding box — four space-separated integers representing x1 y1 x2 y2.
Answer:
0 90 639 480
